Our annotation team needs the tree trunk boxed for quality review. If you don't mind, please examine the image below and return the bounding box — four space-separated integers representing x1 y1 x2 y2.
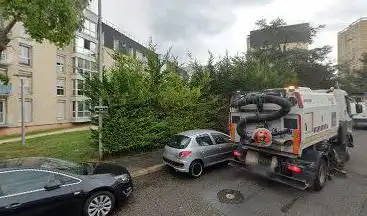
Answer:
0 18 17 54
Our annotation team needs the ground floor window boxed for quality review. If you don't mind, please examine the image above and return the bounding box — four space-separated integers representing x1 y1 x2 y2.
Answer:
0 100 5 124
18 100 32 123
57 101 66 120
72 101 91 118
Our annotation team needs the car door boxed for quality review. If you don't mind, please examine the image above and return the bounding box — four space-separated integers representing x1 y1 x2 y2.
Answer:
0 170 77 216
195 134 217 166
211 133 234 162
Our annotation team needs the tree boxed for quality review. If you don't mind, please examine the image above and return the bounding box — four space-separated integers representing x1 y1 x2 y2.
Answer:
338 53 367 93
85 48 219 154
0 0 88 53
251 18 335 89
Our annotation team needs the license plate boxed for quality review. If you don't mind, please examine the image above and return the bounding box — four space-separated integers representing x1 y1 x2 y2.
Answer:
258 155 271 166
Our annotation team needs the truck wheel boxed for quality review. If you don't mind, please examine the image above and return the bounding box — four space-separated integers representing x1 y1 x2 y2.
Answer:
313 159 328 191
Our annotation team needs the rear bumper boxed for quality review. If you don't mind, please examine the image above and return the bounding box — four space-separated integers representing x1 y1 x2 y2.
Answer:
229 159 311 190
163 157 190 173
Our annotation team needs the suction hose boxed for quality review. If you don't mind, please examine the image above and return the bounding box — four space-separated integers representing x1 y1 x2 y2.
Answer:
233 94 292 139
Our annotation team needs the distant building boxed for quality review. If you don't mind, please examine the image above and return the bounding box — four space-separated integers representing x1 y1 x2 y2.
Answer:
338 17 367 71
247 23 310 51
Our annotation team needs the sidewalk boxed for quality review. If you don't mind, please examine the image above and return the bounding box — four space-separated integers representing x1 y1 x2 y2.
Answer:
0 126 97 144
111 148 165 178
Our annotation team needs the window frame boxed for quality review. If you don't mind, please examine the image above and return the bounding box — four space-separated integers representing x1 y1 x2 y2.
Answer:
56 79 65 96
18 100 32 123
57 101 66 120
211 133 230 145
0 100 5 124
56 55 65 73
0 169 81 199
19 44 31 66
195 134 214 146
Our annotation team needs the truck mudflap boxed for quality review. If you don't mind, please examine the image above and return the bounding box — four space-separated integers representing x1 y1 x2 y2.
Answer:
229 159 310 190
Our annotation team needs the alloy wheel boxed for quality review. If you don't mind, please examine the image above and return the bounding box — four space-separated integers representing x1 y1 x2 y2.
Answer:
87 195 112 216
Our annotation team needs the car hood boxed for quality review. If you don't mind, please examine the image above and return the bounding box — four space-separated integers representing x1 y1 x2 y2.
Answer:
85 162 130 176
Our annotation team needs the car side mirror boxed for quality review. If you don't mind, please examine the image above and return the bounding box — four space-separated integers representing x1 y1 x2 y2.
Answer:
44 180 62 191
356 104 363 114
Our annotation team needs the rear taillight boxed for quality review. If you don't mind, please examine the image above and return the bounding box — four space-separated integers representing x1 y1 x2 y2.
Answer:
287 164 302 173
179 151 192 158
294 92 304 108
232 150 242 157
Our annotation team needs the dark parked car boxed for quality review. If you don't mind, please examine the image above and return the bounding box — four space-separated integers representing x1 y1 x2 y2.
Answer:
0 157 133 216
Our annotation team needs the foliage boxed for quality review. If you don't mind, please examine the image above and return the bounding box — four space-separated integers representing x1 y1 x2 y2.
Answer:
338 53 367 94
0 0 88 51
85 48 220 155
0 72 8 84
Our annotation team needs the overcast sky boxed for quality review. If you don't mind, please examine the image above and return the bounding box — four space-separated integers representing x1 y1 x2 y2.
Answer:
98 0 366 63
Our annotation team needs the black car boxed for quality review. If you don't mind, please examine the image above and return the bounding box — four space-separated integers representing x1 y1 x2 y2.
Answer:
0 157 133 216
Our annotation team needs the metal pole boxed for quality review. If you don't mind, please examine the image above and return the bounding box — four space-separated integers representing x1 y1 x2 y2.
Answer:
20 79 25 145
97 0 103 160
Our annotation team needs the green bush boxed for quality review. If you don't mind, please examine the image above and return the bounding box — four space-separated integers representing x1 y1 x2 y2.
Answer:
86 53 219 155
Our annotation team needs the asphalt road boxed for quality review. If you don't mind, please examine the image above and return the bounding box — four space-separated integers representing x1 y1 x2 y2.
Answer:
115 130 367 216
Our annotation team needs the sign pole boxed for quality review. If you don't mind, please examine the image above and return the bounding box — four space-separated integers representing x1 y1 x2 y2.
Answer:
97 0 103 160
21 79 25 145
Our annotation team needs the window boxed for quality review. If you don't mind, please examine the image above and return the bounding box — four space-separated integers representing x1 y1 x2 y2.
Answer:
73 79 84 96
72 101 90 118
82 20 97 38
18 100 32 123
167 135 191 149
0 50 7 62
56 79 65 96
56 55 65 73
231 116 240 124
73 57 96 76
57 101 66 120
114 39 119 51
196 135 214 146
75 37 96 56
0 170 51 197
18 77 32 96
211 133 230 145
19 44 31 66
56 174 80 185
0 100 4 124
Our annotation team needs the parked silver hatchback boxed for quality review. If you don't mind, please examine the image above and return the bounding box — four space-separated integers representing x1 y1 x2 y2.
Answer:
163 129 236 177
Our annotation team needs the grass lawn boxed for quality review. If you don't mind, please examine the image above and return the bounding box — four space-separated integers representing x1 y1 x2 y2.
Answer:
0 131 97 163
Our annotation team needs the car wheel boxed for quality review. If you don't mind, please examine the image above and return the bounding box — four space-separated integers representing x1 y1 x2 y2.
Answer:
189 160 203 178
83 191 115 216
313 159 328 191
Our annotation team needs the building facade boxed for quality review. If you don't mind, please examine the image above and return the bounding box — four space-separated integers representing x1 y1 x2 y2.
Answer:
247 23 310 51
0 4 150 135
338 17 367 71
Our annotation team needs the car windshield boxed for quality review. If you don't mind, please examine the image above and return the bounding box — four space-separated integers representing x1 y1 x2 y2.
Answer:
167 135 191 149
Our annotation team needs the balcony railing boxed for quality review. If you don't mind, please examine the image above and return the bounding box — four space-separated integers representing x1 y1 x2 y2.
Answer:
0 83 11 96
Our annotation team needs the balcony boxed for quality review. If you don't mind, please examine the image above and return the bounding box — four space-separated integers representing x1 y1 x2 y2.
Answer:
0 83 12 96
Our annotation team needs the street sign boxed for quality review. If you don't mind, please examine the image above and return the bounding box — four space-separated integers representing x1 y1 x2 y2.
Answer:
94 106 109 114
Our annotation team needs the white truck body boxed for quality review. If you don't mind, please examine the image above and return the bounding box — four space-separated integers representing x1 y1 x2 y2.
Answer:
229 88 352 157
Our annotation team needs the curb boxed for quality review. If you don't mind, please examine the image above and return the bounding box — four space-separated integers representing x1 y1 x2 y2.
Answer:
130 164 165 178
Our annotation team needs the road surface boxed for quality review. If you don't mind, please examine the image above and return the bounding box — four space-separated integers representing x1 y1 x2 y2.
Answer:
116 130 367 216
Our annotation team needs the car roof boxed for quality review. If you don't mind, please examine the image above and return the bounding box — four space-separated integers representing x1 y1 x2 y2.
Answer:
0 157 78 171
178 129 227 137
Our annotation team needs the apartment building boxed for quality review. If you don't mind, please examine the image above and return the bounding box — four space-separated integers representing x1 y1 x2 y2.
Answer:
247 23 310 51
338 17 367 71
0 4 150 136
